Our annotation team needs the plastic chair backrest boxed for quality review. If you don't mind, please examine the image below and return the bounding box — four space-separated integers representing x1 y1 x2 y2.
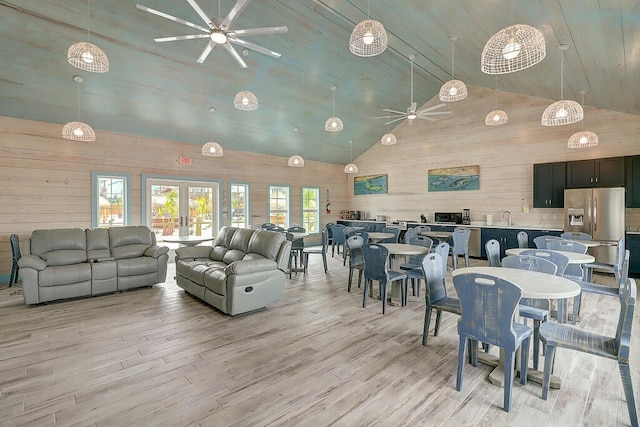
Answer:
517 231 528 248
560 231 592 241
347 235 365 267
10 234 21 261
434 242 450 273
421 253 447 304
353 231 369 244
613 237 626 279
414 225 431 234
285 232 294 241
485 239 501 267
362 243 391 283
406 236 433 265
271 226 285 232
330 224 346 244
547 239 588 254
291 237 304 250
615 277 636 360
403 228 417 243
287 226 306 233
502 255 558 275
533 235 560 249
261 223 275 229
381 226 400 243
451 228 471 255
453 272 523 350
325 223 335 239
519 249 569 276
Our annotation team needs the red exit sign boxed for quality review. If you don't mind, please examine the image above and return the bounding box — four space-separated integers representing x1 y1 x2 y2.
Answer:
178 156 192 166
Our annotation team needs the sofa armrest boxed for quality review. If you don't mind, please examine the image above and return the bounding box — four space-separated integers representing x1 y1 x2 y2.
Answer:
144 245 170 258
175 246 212 260
225 259 277 275
18 254 47 271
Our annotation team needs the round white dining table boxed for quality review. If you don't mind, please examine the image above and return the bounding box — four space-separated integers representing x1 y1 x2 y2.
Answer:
368 232 395 242
504 248 595 265
420 231 453 242
162 235 214 247
561 238 600 248
289 231 309 239
380 243 429 256
452 266 581 389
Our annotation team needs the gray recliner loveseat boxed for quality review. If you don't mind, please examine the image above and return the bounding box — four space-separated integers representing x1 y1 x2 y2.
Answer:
18 226 169 305
174 226 291 316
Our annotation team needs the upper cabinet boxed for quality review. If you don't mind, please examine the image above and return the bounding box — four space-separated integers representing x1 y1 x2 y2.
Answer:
533 162 566 208
626 156 640 208
566 157 625 188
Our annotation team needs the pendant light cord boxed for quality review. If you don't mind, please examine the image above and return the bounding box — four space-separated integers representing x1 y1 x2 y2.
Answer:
560 51 564 101
410 56 414 105
86 0 91 41
451 38 455 80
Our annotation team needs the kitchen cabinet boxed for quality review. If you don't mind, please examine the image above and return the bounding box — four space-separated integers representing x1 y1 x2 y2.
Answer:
533 162 566 208
627 234 640 278
480 228 520 259
566 157 625 188
626 156 640 208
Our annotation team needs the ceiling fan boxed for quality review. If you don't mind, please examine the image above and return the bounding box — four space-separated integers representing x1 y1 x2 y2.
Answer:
136 0 288 68
376 54 452 125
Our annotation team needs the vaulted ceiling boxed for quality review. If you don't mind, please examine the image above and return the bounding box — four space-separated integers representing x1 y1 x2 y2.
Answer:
1 0 638 164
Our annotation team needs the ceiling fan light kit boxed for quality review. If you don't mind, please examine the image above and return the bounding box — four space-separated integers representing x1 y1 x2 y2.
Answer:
481 24 546 74
234 91 258 110
63 75 96 142
137 0 288 68
439 36 467 102
542 45 583 126
202 141 224 156
380 133 397 145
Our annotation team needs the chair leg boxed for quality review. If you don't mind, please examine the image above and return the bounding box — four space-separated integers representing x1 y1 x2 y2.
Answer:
322 253 327 273
348 268 354 292
469 339 478 366
362 279 369 308
303 253 308 274
532 320 541 370
357 269 363 288
520 337 530 385
618 361 639 427
572 294 580 324
464 253 469 267
456 335 467 392
541 344 556 400
423 307 433 346
504 350 515 412
434 310 442 336
381 282 387 314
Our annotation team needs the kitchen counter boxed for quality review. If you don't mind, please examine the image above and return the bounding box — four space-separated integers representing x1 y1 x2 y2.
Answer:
405 222 563 232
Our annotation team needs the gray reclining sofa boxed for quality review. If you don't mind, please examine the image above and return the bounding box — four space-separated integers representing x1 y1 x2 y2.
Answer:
174 226 291 316
18 226 169 305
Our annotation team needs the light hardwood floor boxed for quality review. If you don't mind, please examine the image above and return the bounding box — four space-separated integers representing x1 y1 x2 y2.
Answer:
0 255 638 426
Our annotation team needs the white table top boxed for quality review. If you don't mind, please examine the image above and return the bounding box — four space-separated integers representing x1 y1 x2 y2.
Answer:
561 238 600 248
452 266 581 299
162 235 214 246
289 231 309 238
380 243 430 256
505 248 595 264
421 231 453 239
368 232 395 241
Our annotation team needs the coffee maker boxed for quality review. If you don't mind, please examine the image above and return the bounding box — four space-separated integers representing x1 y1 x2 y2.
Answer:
462 209 471 225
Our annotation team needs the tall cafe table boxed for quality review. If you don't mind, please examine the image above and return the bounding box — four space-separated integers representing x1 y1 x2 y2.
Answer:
162 235 214 247
380 243 430 304
452 266 581 388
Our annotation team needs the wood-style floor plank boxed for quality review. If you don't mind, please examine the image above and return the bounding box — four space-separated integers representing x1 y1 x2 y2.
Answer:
0 255 638 426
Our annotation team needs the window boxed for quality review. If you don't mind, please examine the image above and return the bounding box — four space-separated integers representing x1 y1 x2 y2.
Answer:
92 172 132 228
302 187 320 233
268 185 290 228
230 182 250 228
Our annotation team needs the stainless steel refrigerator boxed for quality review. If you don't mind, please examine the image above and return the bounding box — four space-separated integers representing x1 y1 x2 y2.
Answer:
564 187 625 264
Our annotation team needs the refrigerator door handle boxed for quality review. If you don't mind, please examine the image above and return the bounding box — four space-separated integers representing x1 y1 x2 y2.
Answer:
593 195 597 233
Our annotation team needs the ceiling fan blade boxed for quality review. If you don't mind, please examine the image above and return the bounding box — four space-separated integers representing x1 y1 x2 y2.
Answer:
221 0 251 30
385 116 406 125
382 108 406 115
231 26 289 37
186 0 216 29
417 111 453 116
374 114 404 119
136 4 210 33
197 41 216 63
229 37 281 58
417 103 447 113
224 43 248 68
154 34 210 42
417 116 438 121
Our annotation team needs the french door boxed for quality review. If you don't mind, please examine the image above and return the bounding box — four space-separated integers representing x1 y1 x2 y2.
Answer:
146 178 220 241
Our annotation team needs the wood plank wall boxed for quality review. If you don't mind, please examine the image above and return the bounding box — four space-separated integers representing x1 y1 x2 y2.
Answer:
348 85 640 227
0 116 347 277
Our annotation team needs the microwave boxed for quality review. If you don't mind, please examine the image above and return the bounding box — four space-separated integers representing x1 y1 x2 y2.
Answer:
434 212 462 224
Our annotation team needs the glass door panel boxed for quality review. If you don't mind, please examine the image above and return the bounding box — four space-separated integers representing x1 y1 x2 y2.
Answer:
150 184 180 238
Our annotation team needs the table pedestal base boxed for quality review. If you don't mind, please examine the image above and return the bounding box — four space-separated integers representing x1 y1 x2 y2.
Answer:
477 350 561 389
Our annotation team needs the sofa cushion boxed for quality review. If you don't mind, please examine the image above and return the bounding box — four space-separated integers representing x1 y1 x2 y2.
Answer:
110 226 153 259
30 229 87 266
39 263 92 287
203 268 227 295
116 257 158 277
247 230 286 260
86 228 111 260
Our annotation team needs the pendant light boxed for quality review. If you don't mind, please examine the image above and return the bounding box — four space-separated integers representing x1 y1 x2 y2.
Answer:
568 91 598 148
62 75 96 142
541 45 583 126
380 108 397 145
344 140 358 174
202 142 223 157
485 78 508 126
325 86 344 132
349 0 388 57
481 24 546 74
288 127 304 167
67 0 110 73
439 36 468 102
234 91 258 110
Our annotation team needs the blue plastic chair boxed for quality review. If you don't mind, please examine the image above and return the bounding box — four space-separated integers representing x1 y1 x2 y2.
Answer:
401 236 434 298
414 225 431 235
453 272 532 412
330 224 346 256
302 230 328 274
450 228 471 269
10 233 21 286
533 235 560 249
540 278 637 427
517 231 528 248
361 243 407 314
380 226 400 243
261 223 275 230
325 222 335 247
560 231 592 241
287 226 306 233
346 235 365 292
434 242 450 273
502 254 557 369
421 253 461 345
485 238 501 267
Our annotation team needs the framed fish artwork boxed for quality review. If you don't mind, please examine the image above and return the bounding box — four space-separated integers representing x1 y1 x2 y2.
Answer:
428 165 479 192
354 174 388 195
